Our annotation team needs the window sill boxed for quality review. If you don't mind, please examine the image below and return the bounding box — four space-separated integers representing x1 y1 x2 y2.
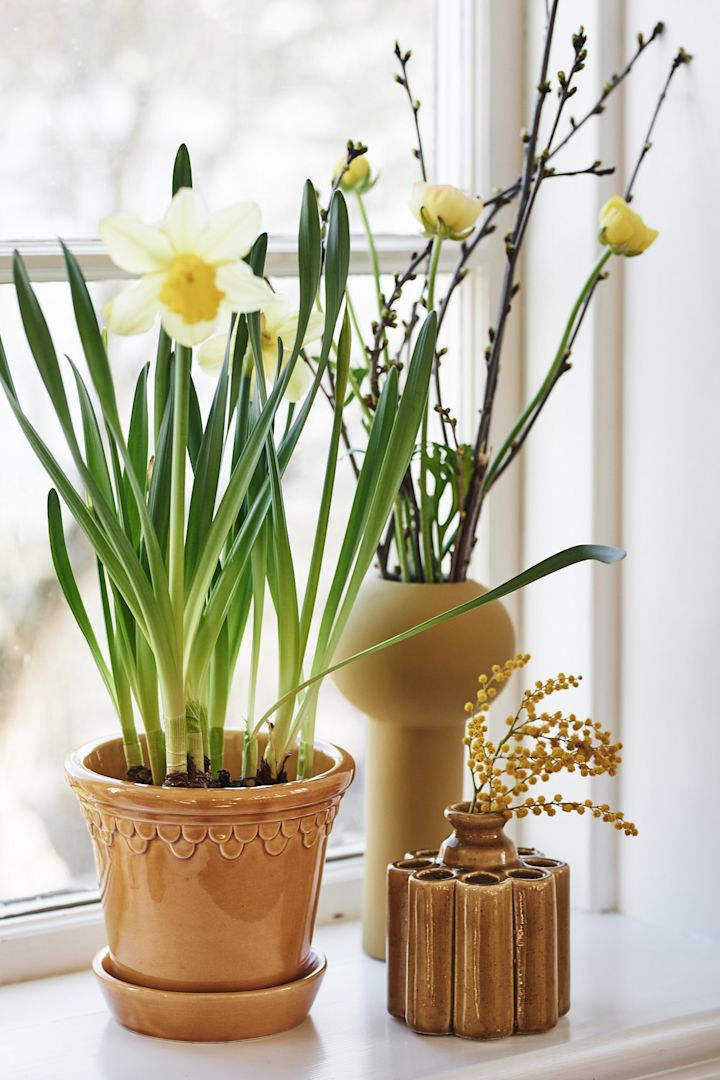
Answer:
1 910 719 1079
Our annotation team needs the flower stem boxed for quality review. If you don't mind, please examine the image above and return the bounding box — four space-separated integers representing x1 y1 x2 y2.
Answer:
167 343 191 774
356 192 390 367
393 499 411 582
419 236 443 582
482 248 612 494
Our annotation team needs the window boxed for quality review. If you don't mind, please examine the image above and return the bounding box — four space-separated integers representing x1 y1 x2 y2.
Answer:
0 0 453 912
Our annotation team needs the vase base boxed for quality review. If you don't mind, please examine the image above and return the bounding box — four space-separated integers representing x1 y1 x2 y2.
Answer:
92 947 327 1041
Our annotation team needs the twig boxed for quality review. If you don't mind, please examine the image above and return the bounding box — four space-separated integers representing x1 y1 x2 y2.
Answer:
550 22 665 160
368 243 431 403
625 47 693 201
394 43 428 181
450 0 560 581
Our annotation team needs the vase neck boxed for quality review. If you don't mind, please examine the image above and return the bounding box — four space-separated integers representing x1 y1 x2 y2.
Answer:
438 803 521 873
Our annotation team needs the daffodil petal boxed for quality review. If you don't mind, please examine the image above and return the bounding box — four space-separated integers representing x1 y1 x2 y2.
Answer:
104 276 163 335
196 332 228 374
261 346 311 403
304 309 326 345
160 309 220 347
215 262 274 314
100 215 173 274
163 188 210 254
196 202 262 263
285 357 312 402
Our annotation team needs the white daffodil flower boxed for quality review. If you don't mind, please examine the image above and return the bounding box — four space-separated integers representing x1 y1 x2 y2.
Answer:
100 188 274 347
197 294 325 402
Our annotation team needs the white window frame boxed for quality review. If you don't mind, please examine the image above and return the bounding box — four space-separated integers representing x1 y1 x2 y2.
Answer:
0 0 555 981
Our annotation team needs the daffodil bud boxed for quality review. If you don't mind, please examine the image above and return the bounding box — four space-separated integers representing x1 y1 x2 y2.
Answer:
336 154 372 194
409 182 483 241
598 195 658 257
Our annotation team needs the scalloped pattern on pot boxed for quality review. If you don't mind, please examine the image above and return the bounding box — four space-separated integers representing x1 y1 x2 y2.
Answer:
74 794 339 860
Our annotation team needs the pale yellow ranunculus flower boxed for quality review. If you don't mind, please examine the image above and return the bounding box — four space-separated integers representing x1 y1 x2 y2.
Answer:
598 195 658 257
409 181 484 241
335 153 372 194
198 294 325 402
100 188 273 347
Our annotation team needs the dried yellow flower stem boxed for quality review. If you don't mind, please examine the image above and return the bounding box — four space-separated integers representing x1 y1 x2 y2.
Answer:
464 654 637 837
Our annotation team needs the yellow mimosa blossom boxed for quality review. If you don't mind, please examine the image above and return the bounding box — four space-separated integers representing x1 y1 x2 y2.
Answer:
336 153 372 193
463 654 637 836
198 294 325 403
598 195 658 257
409 182 484 241
101 188 273 347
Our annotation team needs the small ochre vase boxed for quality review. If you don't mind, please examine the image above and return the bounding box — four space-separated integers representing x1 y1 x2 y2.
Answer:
387 803 570 1039
331 576 515 958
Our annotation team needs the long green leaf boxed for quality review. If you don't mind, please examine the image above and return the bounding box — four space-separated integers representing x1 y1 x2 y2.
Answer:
0 336 179 694
185 348 230 580
68 360 115 510
323 312 438 661
13 253 80 455
123 364 149 545
61 244 177 666
182 339 301 659
259 544 626 728
299 307 351 656
47 490 116 704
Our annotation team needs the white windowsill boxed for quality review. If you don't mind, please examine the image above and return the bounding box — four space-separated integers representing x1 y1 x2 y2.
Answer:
1 910 719 1080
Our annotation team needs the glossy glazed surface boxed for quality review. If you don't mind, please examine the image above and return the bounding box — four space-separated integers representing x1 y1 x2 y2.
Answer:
388 810 568 1039
67 733 354 995
93 947 327 1041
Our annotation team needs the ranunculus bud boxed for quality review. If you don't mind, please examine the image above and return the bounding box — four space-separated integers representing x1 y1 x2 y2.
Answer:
336 154 372 193
598 195 658 257
409 182 483 241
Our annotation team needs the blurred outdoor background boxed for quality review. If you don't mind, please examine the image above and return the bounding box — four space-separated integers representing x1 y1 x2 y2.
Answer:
0 0 435 905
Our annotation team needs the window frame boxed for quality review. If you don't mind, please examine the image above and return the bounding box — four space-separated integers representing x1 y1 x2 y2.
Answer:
0 0 532 977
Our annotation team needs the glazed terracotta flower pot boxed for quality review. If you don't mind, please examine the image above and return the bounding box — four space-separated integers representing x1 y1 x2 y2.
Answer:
331 576 515 958
66 731 354 1041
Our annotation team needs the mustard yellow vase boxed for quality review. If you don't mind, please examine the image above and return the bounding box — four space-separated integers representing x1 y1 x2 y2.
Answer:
331 577 515 958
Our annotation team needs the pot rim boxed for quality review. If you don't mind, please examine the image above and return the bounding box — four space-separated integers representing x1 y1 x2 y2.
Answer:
368 575 486 590
66 732 355 819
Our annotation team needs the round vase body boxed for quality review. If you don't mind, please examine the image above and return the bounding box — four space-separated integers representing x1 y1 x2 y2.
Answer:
66 732 354 1038
331 577 515 958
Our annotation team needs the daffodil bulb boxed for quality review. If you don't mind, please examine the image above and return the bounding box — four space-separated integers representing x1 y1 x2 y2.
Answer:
598 195 658 257
198 294 325 403
335 153 373 194
409 182 483 241
100 188 274 347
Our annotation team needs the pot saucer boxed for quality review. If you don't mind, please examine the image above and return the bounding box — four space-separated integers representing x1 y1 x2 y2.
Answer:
93 947 327 1041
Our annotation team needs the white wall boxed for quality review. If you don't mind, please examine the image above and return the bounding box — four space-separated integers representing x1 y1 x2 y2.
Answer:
619 0 720 941
520 1 719 939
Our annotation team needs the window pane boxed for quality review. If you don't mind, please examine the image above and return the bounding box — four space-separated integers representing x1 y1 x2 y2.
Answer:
0 276 370 903
0 0 435 240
